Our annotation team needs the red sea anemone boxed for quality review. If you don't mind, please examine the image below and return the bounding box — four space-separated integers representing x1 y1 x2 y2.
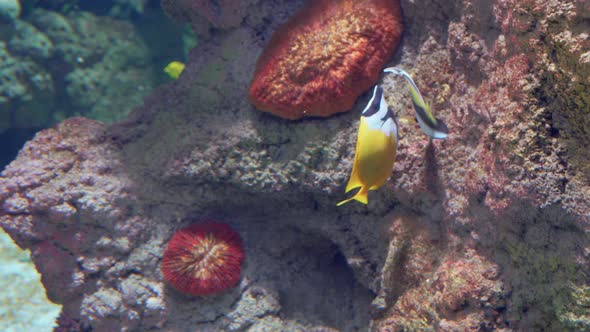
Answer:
161 221 244 296
249 0 403 119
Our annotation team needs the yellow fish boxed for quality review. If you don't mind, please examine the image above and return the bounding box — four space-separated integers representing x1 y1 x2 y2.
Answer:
164 61 185 80
337 85 399 206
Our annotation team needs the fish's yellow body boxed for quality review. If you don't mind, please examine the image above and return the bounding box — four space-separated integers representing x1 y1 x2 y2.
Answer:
164 61 185 80
338 86 399 206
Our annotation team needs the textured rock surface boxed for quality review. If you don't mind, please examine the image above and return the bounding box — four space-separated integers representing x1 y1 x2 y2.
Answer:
1 0 589 331
31 9 154 123
0 8 157 131
0 40 54 129
0 0 20 21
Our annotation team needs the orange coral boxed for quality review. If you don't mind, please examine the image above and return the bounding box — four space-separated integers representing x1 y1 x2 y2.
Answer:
249 0 403 119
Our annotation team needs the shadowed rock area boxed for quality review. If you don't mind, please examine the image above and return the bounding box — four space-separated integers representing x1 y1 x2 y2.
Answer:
1 0 589 331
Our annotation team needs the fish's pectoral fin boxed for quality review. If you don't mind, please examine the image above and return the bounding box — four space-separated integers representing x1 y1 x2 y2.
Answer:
337 186 369 206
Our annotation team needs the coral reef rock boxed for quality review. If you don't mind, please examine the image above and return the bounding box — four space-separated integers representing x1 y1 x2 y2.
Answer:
0 8 156 132
249 0 403 119
0 0 20 21
0 40 54 129
1 0 589 331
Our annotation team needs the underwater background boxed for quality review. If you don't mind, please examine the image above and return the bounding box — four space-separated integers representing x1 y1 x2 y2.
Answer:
0 0 589 331
0 0 192 169
0 0 191 330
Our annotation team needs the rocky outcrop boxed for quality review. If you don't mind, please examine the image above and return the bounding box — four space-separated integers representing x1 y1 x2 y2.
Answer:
1 0 588 331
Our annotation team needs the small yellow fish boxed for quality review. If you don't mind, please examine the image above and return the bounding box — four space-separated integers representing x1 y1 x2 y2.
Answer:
338 85 399 206
164 61 185 80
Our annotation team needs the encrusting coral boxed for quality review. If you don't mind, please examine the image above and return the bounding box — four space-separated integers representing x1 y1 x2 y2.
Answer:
249 0 403 119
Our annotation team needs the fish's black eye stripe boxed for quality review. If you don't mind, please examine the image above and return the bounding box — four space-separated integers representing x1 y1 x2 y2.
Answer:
362 86 383 117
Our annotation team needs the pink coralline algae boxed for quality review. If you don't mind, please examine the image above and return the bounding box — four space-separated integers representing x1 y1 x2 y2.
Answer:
249 0 403 119
0 117 154 331
374 246 505 331
0 117 132 245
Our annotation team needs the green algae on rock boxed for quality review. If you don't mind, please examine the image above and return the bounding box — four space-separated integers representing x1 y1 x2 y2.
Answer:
0 41 55 130
559 284 590 331
0 8 157 130
0 0 20 21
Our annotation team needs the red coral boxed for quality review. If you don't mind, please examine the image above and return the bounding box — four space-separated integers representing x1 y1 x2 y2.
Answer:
249 0 403 119
161 221 244 296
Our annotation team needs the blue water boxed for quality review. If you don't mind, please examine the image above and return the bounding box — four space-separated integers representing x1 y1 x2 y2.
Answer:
0 128 40 170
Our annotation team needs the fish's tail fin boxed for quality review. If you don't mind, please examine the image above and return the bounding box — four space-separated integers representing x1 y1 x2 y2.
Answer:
337 186 369 206
345 175 362 193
